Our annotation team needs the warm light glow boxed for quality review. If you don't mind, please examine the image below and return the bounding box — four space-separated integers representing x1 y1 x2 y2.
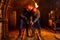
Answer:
35 28 39 36
0 10 2 14
22 28 26 36
28 29 32 36
35 2 39 8
49 19 53 26
50 10 55 14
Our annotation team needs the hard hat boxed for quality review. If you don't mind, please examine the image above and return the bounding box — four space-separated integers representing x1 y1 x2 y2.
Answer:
26 5 31 10
32 7 37 13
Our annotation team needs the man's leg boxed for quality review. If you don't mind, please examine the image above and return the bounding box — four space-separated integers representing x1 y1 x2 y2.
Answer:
37 19 41 33
32 23 36 36
19 19 24 35
37 19 42 40
17 19 24 40
26 23 28 36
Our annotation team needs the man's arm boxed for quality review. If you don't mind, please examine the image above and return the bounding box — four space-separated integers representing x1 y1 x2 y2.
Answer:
20 8 27 20
20 14 27 20
33 10 40 23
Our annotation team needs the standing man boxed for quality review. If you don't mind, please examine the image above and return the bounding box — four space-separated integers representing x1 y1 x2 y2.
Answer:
17 5 33 39
30 7 41 35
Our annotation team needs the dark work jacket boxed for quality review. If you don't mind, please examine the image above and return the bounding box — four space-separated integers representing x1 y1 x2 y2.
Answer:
20 8 31 21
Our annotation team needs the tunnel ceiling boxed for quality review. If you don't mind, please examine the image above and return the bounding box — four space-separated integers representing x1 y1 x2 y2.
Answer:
7 0 60 10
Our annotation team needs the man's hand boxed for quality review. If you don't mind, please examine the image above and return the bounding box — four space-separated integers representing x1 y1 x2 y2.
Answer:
30 21 34 25
31 22 34 25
